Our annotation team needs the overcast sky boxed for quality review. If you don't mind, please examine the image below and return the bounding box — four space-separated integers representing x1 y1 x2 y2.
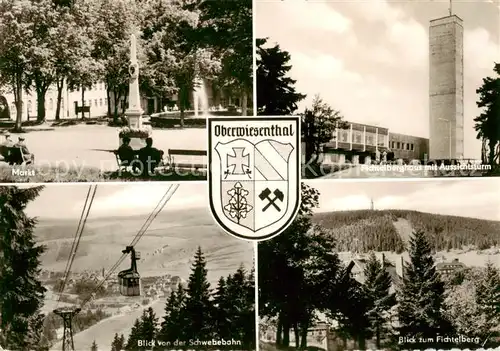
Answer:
25 183 206 219
23 178 500 221
312 178 500 220
255 0 500 159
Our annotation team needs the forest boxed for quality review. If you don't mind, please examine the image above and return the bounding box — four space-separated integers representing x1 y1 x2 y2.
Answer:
108 247 256 351
314 209 500 252
259 183 500 350
0 186 256 351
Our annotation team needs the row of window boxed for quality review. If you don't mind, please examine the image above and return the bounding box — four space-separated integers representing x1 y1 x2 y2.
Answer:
336 131 387 147
10 97 108 114
82 98 108 108
69 82 105 93
391 141 415 151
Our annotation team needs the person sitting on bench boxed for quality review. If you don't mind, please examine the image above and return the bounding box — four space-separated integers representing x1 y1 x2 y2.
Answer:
116 136 138 170
0 133 14 160
13 136 34 164
138 137 164 175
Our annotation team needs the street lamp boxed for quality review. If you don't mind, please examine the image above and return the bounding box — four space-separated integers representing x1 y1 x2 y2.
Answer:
438 117 452 160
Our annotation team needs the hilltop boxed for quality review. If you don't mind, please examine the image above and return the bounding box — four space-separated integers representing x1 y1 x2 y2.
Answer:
34 207 253 283
313 209 500 253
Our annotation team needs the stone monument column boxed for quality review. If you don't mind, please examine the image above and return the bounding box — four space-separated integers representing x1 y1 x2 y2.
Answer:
126 34 143 129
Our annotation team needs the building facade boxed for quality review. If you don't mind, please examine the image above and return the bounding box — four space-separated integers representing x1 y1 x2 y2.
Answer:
0 78 244 122
389 132 429 161
436 258 466 276
0 81 111 121
429 15 464 159
302 120 429 164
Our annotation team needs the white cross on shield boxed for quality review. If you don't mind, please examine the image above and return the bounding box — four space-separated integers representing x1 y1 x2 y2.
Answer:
208 117 301 241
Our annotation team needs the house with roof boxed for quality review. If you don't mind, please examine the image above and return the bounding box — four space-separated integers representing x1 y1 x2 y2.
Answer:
348 254 403 293
436 258 466 276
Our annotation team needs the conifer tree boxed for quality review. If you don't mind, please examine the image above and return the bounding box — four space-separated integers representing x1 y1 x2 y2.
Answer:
363 252 396 348
157 283 187 346
183 247 214 340
475 262 500 342
120 334 126 350
90 340 98 351
0 186 47 351
138 307 158 342
225 266 255 347
397 230 453 347
111 333 125 351
213 277 230 338
335 277 371 349
125 319 141 350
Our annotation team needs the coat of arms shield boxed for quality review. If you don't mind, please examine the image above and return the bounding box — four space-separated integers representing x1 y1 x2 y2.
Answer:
208 117 300 241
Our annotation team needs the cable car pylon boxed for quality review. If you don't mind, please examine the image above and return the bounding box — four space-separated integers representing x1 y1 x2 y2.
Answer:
53 307 81 351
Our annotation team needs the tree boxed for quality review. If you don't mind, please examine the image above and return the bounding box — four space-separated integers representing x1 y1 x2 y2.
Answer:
363 253 396 348
141 307 158 341
302 95 346 165
446 279 492 345
111 333 125 351
52 0 97 120
183 247 214 340
397 230 453 348
24 0 60 123
259 183 346 348
156 283 187 346
125 318 141 350
93 0 138 122
212 277 230 339
197 0 253 115
90 340 98 351
332 276 371 349
141 0 220 126
475 262 500 344
256 38 306 115
221 266 255 347
0 186 47 350
0 0 33 131
474 63 500 166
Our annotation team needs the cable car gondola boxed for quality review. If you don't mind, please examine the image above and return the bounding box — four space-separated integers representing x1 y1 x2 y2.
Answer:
118 246 141 296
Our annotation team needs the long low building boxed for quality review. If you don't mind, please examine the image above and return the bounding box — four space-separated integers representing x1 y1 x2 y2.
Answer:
302 120 430 164
0 78 241 122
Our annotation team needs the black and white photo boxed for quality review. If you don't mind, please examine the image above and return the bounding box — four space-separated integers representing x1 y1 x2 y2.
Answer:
0 0 252 182
0 183 256 350
256 0 500 179
259 179 500 350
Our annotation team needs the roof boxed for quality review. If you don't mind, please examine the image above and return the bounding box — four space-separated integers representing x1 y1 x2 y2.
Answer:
436 261 466 270
430 14 463 23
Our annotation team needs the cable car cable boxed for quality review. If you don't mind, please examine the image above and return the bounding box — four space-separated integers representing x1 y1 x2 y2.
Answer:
79 185 176 307
57 185 92 299
79 184 177 306
78 184 179 308
55 185 95 307
56 185 97 309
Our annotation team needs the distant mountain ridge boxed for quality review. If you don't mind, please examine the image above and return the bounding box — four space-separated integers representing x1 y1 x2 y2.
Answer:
313 209 500 253
33 207 253 283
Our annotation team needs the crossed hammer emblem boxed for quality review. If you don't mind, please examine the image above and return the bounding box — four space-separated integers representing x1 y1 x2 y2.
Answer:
259 188 284 212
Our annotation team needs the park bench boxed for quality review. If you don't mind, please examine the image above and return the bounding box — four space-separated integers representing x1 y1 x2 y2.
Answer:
3 146 34 165
75 105 91 119
166 149 207 172
114 149 165 174
114 151 135 172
